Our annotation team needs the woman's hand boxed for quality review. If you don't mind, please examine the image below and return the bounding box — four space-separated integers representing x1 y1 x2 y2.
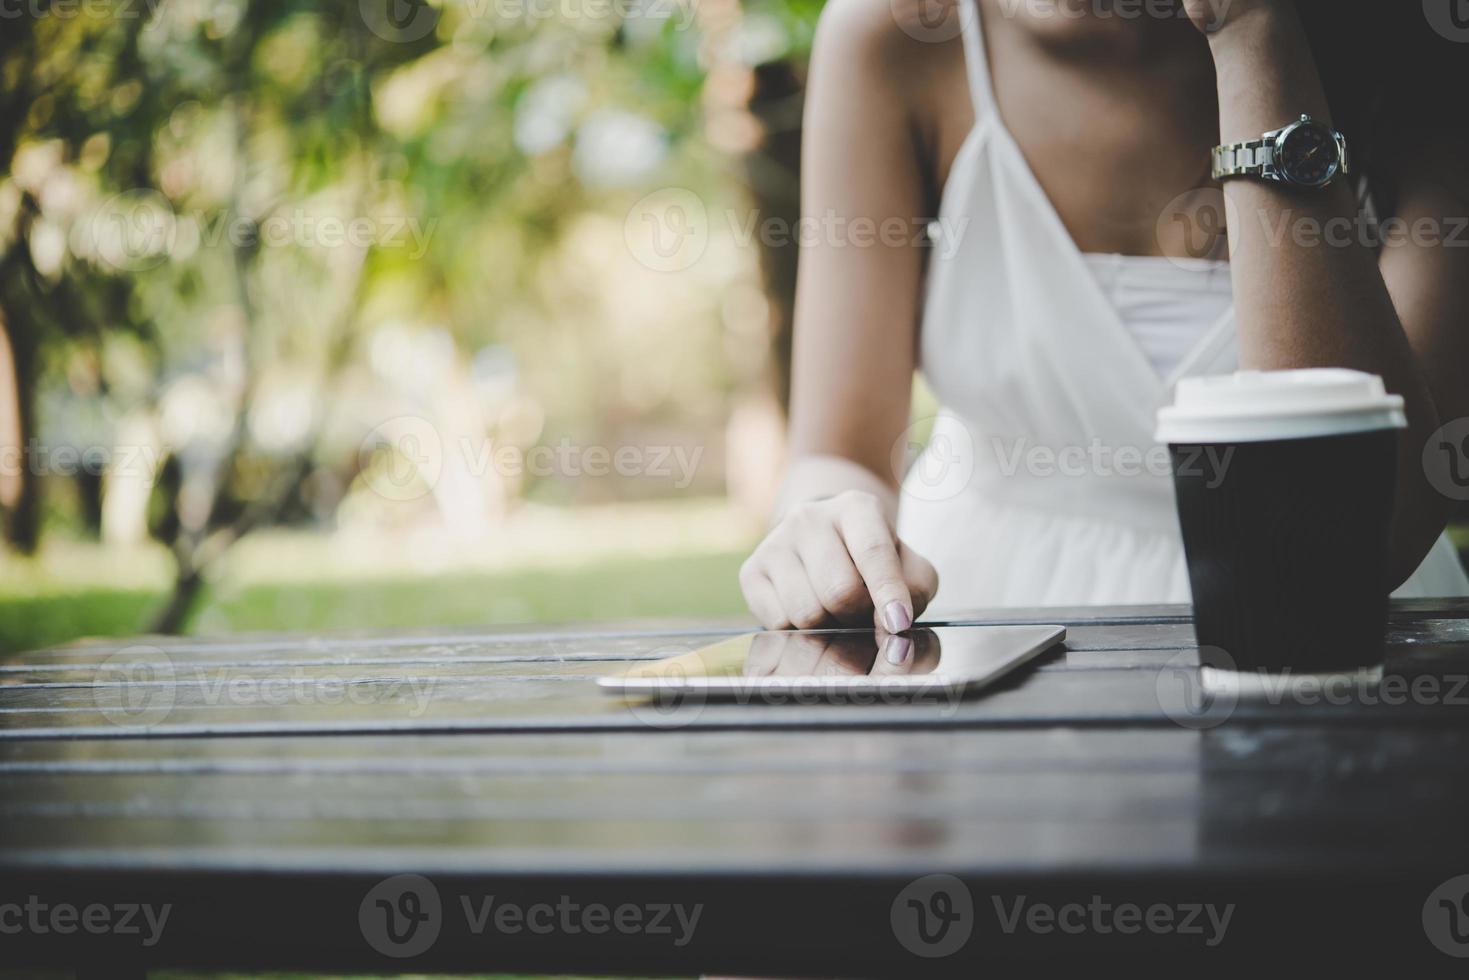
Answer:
739 490 938 632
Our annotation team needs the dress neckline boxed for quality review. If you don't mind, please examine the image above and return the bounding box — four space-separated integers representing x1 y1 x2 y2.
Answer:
1082 252 1234 294
959 0 1237 389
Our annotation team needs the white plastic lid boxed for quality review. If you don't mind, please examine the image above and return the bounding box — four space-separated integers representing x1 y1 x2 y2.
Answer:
1155 369 1406 444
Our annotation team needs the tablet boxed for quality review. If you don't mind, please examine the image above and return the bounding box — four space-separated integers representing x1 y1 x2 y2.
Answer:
596 624 1065 700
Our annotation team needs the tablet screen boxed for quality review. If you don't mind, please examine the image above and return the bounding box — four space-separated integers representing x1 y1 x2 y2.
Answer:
598 624 1065 699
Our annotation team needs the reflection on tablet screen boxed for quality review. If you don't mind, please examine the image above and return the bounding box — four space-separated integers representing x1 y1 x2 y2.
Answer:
600 624 1065 699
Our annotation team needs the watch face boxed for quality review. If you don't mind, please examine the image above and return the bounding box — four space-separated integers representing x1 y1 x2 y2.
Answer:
1275 119 1341 187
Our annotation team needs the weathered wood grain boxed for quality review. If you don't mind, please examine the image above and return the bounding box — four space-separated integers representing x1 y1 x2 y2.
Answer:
3 602 1468 975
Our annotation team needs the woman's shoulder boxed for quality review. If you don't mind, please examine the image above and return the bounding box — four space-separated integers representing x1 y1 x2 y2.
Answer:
810 0 969 158
813 0 965 80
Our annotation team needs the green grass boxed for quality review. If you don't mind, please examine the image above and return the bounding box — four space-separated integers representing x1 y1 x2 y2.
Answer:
0 585 161 654
0 499 756 656
218 550 747 630
0 549 748 656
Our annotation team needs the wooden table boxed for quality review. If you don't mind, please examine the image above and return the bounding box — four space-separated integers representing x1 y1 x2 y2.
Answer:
4 601 1469 976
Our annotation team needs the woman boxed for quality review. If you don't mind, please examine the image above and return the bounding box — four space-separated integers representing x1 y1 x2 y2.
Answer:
739 0 1469 629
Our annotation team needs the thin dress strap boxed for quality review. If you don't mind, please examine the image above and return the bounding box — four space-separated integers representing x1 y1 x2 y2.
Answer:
957 0 996 120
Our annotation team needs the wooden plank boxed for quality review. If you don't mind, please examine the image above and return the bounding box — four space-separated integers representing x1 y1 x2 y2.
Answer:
8 605 1185 662
11 616 757 656
0 632 736 670
938 603 1193 625
3 642 1466 737
1 623 1190 678
7 633 1460 690
0 727 1464 875
3 725 1463 772
0 773 1463 877
9 616 1462 678
0 643 1198 692
1384 617 1469 643
1387 596 1469 619
0 726 1184 765
942 596 1469 624
0 659 602 694
3 639 1466 709
1 805 1461 875
9 595 1463 665
0 769 1223 819
4 642 1454 702
3 764 1463 824
7 603 1186 664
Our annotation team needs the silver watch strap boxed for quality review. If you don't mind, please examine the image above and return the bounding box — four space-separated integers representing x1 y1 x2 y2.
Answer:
1212 138 1273 180
1211 129 1351 183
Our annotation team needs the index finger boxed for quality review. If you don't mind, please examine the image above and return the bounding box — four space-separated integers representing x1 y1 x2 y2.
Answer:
866 631 915 678
837 502 913 633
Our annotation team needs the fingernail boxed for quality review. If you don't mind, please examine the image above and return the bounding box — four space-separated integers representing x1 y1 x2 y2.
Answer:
882 601 912 634
885 634 913 666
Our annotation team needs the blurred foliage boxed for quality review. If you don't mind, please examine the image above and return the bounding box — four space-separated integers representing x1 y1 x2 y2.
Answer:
0 0 822 634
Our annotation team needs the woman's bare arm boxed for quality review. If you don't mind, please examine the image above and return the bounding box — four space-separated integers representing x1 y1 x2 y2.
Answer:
784 0 933 511
1198 1 1469 587
740 0 943 630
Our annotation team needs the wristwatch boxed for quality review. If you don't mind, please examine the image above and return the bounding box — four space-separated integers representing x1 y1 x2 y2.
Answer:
1211 114 1350 190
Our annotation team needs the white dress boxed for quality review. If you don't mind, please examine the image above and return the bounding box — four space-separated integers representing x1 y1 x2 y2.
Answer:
896 5 1469 611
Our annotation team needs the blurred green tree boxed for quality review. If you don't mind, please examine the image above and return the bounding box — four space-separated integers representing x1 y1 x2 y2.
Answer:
0 0 819 632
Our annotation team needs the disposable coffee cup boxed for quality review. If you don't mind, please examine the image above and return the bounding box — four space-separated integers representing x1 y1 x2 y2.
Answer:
1155 369 1406 674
